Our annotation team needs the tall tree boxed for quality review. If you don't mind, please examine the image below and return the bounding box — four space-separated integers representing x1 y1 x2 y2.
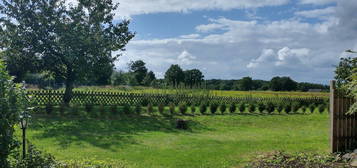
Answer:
143 71 156 86
165 64 184 87
237 77 253 91
129 60 148 85
270 76 297 91
0 0 135 104
184 69 204 88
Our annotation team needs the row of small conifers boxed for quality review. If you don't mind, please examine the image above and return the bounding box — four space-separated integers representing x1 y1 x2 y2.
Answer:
40 99 329 117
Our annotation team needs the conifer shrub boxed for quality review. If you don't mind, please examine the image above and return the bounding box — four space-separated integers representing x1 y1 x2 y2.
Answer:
266 102 275 114
134 104 142 115
169 102 175 115
229 103 236 113
285 103 292 114
190 104 196 115
123 104 131 115
199 103 207 115
301 106 307 114
291 102 300 113
210 102 219 114
257 102 266 113
238 103 245 113
276 102 284 114
179 102 188 115
147 103 154 115
158 103 165 115
219 104 227 114
309 104 316 113
248 103 256 113
318 104 325 114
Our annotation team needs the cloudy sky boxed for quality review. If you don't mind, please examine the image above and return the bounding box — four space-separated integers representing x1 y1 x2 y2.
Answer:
110 0 357 84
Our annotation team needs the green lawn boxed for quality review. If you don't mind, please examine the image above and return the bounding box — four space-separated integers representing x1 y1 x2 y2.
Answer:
24 113 330 168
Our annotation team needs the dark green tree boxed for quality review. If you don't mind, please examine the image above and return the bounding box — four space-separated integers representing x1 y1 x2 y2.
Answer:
129 60 148 85
237 77 253 91
184 69 204 88
270 76 297 91
143 71 156 86
165 64 185 87
0 0 135 104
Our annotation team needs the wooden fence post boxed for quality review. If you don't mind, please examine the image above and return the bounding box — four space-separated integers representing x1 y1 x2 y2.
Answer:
330 80 337 153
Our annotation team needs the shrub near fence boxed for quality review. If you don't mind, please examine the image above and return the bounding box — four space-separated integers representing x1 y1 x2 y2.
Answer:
27 90 327 108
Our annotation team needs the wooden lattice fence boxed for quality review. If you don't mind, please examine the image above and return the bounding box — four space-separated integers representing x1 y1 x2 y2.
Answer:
330 80 357 153
27 90 327 107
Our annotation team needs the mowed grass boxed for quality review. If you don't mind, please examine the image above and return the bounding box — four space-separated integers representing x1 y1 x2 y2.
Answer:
24 113 329 168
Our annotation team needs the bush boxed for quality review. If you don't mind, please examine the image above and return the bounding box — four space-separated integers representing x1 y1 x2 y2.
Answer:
12 144 58 168
85 104 93 113
199 103 207 115
285 104 292 114
301 106 307 114
70 104 80 116
210 102 219 114
318 104 326 114
190 104 196 114
134 104 142 115
238 103 245 113
179 102 188 115
219 104 227 114
266 102 275 114
169 103 175 115
247 151 349 168
110 105 118 116
158 103 165 115
99 105 109 118
248 103 256 113
257 102 265 113
123 104 131 115
276 103 284 114
147 103 154 115
291 102 300 113
45 103 53 115
229 103 236 113
309 104 316 113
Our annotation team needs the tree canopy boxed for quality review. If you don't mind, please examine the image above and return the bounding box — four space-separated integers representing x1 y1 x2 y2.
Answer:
0 0 135 104
129 60 148 85
184 69 204 88
165 64 185 87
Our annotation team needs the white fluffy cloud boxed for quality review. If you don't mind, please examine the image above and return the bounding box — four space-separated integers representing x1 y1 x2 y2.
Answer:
116 0 357 83
299 0 336 5
295 6 336 19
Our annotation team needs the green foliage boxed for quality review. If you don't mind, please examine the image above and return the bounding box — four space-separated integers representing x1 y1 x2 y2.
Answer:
335 57 357 86
291 102 300 113
270 76 298 91
169 103 175 115
238 103 245 113
276 103 284 114
237 77 254 91
219 104 227 114
129 60 148 85
318 104 326 114
229 103 236 113
147 103 154 115
12 144 58 168
257 102 266 113
347 68 357 114
190 104 196 114
285 104 292 114
301 106 307 114
179 102 188 115
210 102 219 114
183 69 204 88
0 0 134 103
158 103 165 115
199 103 207 115
110 105 118 116
134 104 142 115
247 151 348 168
0 59 31 167
165 64 185 87
123 104 131 115
248 103 256 113
265 102 275 114
309 104 316 113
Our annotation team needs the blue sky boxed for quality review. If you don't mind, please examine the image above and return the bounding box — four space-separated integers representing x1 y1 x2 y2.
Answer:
105 0 357 84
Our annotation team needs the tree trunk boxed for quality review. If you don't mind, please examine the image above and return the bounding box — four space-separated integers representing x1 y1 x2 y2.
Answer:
63 70 74 105
63 79 74 105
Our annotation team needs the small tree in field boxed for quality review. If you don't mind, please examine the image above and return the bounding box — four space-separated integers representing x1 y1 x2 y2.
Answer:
210 103 219 114
0 60 30 167
229 103 236 113
238 103 245 113
199 103 207 115
219 104 227 114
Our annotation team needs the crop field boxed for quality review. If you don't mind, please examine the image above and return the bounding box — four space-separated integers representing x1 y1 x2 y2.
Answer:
22 113 329 168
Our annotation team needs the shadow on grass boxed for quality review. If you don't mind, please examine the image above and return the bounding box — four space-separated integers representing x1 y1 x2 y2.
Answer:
29 115 210 151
